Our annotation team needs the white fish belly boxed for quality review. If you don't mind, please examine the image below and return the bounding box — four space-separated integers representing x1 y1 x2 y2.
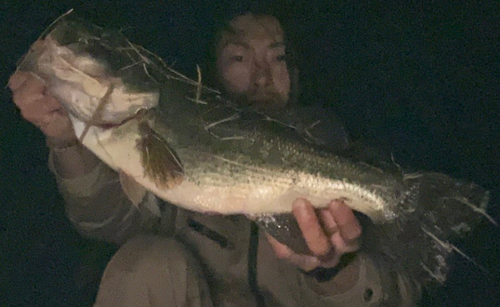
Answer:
71 117 387 219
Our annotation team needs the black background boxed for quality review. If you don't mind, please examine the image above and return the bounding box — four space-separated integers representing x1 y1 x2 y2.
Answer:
1 1 499 306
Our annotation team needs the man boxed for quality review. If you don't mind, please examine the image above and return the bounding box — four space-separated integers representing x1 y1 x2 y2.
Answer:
9 11 420 306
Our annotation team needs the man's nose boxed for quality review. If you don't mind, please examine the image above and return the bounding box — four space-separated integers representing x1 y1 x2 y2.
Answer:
252 60 273 87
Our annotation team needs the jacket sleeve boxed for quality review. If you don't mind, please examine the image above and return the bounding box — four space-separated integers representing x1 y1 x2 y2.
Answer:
48 150 157 245
299 252 421 306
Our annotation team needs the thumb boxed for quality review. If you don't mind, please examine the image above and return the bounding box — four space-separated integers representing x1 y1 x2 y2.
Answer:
8 72 29 91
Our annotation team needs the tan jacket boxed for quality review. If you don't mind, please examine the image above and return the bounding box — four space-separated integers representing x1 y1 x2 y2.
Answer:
49 152 420 306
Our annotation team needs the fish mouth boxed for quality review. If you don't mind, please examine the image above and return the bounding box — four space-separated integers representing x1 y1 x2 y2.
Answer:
23 23 161 126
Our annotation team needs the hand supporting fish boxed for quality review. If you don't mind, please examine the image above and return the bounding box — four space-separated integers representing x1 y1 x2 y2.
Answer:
267 199 361 272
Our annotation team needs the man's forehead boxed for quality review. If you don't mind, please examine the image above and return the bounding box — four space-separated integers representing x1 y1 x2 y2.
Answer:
220 13 285 47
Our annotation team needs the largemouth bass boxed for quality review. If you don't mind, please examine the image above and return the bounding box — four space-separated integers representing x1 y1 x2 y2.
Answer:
16 14 495 287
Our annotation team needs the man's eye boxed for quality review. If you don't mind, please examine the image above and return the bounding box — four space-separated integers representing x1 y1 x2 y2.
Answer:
276 54 286 62
231 55 244 62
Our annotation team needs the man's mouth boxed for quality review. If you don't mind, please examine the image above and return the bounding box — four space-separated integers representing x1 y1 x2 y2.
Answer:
229 89 288 111
249 91 274 100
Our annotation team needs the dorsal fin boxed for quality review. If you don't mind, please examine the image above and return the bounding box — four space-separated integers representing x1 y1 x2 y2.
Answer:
137 120 184 189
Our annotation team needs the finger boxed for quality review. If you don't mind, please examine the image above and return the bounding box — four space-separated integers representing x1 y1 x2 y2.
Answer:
20 101 51 123
267 234 322 271
288 253 321 272
329 200 362 242
8 72 29 91
318 252 342 268
40 92 63 113
39 111 74 138
30 39 46 51
292 198 331 256
318 209 338 236
266 233 293 259
11 74 46 109
14 81 61 124
330 231 360 254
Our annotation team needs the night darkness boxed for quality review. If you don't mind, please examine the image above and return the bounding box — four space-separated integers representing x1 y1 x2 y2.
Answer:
1 1 499 306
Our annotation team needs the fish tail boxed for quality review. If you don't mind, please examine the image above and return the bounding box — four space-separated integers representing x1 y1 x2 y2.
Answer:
366 172 493 287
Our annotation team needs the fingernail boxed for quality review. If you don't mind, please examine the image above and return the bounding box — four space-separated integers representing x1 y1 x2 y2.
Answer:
292 198 307 210
304 256 321 271
330 200 340 210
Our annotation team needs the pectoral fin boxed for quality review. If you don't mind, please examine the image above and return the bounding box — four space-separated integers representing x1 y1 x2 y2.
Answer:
137 121 184 189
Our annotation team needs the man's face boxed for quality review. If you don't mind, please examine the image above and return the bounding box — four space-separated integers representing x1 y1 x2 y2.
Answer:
216 13 291 111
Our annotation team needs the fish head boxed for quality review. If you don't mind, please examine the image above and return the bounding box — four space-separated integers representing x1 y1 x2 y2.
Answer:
21 19 160 126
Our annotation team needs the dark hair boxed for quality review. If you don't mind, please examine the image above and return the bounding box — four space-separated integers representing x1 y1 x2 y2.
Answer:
201 3 301 103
